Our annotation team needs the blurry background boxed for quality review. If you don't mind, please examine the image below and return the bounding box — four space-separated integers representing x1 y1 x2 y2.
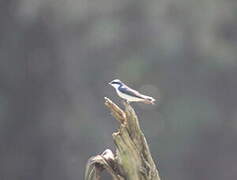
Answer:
1 0 237 179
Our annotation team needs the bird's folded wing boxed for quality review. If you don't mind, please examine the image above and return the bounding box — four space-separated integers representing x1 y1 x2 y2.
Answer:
119 86 145 99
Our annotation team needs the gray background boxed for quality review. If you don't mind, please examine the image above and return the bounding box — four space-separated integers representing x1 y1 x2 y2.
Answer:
1 0 237 179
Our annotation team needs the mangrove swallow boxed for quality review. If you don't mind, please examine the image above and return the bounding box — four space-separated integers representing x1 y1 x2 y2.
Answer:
109 79 156 105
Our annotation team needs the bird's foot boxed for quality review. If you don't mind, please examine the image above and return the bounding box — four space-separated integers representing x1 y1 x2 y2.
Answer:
122 100 130 106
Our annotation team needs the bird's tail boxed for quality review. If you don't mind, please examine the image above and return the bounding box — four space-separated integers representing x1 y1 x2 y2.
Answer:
143 96 156 105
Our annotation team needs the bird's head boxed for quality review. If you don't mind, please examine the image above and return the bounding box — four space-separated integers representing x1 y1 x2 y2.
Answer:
109 79 123 88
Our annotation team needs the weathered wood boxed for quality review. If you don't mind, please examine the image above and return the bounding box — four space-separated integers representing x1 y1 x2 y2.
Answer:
85 97 161 180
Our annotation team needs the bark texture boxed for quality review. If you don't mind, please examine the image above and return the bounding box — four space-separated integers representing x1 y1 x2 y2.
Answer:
85 97 161 180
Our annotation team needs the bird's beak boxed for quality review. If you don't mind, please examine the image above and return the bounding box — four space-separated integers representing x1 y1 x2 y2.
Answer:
108 81 112 85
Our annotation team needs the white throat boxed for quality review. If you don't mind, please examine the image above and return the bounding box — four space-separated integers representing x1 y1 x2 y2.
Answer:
111 84 120 89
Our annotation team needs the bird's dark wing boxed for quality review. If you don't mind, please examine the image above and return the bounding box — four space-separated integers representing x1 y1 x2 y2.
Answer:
119 86 144 99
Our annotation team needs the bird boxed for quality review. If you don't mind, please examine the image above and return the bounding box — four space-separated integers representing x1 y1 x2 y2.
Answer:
109 79 156 105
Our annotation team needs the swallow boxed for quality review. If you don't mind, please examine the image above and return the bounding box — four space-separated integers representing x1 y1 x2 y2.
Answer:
109 79 156 104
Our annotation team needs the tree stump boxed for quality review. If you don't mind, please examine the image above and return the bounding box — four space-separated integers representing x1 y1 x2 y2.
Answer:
85 97 161 180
